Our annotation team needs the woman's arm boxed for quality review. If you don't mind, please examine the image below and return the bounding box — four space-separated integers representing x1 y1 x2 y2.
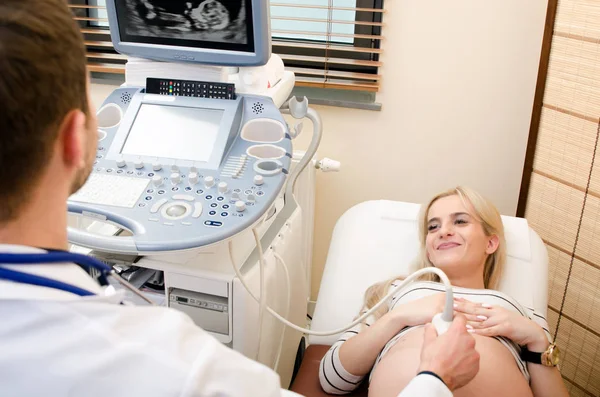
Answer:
338 293 447 376
338 310 407 375
525 335 568 397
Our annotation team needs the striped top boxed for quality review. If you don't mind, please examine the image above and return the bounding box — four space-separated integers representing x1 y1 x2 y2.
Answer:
319 281 551 395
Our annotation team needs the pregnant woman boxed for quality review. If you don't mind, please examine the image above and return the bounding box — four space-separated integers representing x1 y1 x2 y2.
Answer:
319 186 568 397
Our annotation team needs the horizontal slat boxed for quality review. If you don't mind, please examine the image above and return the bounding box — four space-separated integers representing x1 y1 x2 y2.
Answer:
542 103 599 123
81 28 110 35
87 62 125 74
68 4 103 9
295 76 379 92
84 40 114 48
287 67 381 81
271 16 383 27
555 31 600 45
74 16 108 23
86 52 127 61
277 53 382 67
273 40 382 54
270 3 384 13
272 29 382 40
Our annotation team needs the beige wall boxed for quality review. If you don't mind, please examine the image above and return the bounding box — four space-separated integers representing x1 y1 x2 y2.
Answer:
91 0 549 300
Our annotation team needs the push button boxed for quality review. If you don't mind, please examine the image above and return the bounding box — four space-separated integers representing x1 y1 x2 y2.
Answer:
151 199 168 214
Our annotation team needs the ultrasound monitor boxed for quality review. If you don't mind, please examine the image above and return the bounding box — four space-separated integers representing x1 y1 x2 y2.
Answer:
105 0 271 66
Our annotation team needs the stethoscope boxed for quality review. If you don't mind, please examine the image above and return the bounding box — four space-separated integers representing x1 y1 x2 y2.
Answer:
0 250 155 305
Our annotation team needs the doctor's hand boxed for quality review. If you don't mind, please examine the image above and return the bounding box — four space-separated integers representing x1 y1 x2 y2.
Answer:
453 297 549 351
418 315 480 391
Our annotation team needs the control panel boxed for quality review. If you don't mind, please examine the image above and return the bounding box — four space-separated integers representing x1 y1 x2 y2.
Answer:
67 86 292 253
146 77 236 100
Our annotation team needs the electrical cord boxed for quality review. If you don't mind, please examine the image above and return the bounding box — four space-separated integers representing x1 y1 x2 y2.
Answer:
252 228 266 362
272 251 290 370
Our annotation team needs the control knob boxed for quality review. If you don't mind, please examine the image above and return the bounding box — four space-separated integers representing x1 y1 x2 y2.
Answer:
116 157 126 168
152 175 163 187
247 193 256 203
218 182 228 194
152 163 162 171
134 160 144 169
231 192 240 200
204 176 215 188
235 200 246 212
253 175 264 186
188 172 199 185
170 173 181 184
171 165 179 173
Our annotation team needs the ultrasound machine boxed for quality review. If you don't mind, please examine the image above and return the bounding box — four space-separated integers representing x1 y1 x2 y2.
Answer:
67 0 323 386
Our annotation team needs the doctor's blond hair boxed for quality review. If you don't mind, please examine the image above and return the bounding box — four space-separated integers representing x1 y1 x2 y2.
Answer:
362 186 507 321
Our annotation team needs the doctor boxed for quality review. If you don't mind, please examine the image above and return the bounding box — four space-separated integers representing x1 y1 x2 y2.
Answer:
0 0 478 396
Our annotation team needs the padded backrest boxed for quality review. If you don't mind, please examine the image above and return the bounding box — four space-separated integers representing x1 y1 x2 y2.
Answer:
309 200 549 346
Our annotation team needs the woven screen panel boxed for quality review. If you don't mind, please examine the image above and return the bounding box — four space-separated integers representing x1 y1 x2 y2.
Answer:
555 0 600 41
524 0 600 395
533 107 598 190
544 36 600 121
525 173 585 252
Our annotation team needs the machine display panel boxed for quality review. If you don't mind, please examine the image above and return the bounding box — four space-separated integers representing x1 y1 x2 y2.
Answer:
121 104 224 163
114 0 254 52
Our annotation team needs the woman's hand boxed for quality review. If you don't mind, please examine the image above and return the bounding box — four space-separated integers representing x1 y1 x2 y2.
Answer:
453 297 549 350
391 293 446 328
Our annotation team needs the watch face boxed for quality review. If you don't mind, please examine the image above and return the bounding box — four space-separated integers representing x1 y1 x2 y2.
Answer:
544 344 561 366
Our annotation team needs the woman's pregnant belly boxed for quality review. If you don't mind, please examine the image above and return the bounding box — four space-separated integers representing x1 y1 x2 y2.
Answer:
368 327 533 397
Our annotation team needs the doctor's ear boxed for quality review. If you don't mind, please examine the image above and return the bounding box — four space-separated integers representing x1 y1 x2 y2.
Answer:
59 109 87 168
485 235 500 255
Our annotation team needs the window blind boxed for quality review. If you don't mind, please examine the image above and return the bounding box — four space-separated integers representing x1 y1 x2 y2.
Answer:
520 0 600 395
68 0 385 92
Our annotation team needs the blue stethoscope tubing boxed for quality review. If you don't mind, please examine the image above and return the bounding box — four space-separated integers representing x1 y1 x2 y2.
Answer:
0 251 155 304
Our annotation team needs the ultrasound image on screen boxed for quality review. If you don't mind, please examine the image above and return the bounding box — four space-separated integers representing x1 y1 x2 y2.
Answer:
123 0 248 45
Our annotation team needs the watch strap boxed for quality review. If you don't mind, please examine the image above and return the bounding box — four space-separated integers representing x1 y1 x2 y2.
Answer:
520 347 543 364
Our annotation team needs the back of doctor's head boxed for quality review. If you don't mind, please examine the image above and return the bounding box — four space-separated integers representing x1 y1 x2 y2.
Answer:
0 0 89 222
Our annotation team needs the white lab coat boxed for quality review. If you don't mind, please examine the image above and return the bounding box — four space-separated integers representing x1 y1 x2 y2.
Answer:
0 244 450 397
0 244 293 397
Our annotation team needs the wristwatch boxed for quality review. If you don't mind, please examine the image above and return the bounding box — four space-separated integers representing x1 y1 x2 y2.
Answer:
520 343 560 367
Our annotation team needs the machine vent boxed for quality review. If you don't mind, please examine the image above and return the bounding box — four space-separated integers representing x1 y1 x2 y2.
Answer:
120 92 132 104
251 102 264 114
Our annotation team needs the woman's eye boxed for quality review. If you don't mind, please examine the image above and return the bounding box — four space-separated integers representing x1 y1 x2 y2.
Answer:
428 224 439 232
455 218 468 225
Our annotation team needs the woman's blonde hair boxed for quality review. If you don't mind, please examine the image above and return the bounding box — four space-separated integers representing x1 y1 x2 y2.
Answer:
362 186 506 321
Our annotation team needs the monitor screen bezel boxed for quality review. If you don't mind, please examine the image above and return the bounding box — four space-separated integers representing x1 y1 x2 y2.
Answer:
106 93 242 171
105 0 271 66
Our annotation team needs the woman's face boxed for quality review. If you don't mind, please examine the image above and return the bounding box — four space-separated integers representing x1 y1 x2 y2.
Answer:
425 195 498 277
